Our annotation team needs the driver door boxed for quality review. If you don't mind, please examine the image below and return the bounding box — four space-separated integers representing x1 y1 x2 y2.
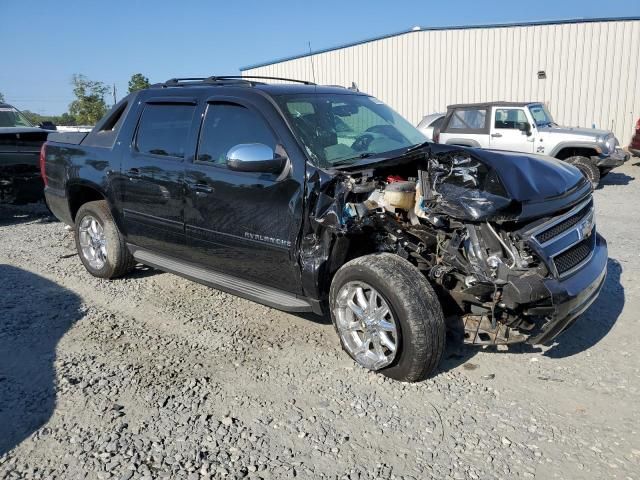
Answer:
183 99 303 293
489 107 535 153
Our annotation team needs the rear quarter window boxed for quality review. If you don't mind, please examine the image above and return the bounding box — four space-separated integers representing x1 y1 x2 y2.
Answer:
135 104 195 158
446 108 488 132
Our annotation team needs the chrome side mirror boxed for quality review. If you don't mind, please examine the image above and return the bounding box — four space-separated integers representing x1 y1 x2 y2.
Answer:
226 143 286 174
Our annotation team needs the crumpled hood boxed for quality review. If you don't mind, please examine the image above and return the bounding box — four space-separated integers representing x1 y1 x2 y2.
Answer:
471 148 585 202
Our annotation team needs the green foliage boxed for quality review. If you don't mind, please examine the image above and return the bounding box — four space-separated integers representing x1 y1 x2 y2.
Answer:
22 110 77 127
0 91 5 103
128 73 150 93
68 74 109 125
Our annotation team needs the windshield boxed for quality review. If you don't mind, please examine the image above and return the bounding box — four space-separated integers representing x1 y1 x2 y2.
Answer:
528 104 554 126
276 94 425 167
0 106 34 128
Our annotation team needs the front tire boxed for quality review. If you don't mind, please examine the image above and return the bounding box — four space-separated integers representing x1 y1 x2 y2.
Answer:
74 200 135 279
329 253 446 382
566 156 600 189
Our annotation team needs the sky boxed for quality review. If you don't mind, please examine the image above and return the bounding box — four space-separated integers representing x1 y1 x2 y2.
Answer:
2 0 639 116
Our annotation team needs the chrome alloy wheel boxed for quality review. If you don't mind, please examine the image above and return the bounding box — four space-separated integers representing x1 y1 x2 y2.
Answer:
78 215 107 270
334 281 399 370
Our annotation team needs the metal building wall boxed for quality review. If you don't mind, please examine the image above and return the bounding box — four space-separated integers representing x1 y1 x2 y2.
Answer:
242 19 640 143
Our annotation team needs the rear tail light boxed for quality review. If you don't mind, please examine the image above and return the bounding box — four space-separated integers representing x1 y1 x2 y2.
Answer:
39 143 48 186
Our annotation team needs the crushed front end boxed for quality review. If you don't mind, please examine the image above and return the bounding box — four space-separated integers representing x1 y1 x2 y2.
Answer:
322 145 607 346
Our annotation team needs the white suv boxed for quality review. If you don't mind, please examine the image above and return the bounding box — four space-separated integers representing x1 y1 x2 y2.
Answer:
437 102 629 187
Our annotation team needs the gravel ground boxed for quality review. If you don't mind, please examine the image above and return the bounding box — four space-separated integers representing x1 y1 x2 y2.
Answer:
1 163 639 480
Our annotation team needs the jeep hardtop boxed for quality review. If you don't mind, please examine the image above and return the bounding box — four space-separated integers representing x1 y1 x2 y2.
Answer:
41 77 608 382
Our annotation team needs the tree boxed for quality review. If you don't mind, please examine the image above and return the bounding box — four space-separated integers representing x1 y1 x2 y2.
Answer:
21 110 78 127
0 91 5 103
58 112 77 126
128 73 150 93
68 74 109 125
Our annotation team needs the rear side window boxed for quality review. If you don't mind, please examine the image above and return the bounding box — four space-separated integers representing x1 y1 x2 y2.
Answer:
448 108 488 131
136 104 195 158
430 116 444 128
196 103 276 167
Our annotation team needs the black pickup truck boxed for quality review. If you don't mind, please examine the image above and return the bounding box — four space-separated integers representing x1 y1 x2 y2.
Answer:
42 76 608 381
0 103 53 203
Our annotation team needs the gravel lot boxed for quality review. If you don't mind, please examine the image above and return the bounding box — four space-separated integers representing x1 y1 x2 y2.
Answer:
1 163 639 480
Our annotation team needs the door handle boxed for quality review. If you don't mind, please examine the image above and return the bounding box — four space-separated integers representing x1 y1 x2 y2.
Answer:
126 168 141 179
491 133 502 138
190 183 214 195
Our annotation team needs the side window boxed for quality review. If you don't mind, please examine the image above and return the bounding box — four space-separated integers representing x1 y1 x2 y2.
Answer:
135 104 195 158
197 103 276 167
448 109 487 131
431 116 445 128
495 109 528 129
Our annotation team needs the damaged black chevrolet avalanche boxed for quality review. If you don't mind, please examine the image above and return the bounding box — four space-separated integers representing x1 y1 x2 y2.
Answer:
42 77 607 382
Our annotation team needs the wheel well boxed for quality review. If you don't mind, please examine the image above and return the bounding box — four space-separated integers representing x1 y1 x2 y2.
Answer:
555 147 598 160
68 185 105 221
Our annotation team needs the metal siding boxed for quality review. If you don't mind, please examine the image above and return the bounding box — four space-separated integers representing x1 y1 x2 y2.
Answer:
244 19 640 143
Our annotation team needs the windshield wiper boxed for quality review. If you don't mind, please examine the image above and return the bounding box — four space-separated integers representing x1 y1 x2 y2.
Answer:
404 141 431 154
331 152 374 166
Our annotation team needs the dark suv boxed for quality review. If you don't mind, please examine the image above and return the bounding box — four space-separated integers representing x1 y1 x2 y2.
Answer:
42 77 608 382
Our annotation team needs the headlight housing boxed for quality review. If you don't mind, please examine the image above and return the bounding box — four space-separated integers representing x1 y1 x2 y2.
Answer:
597 134 617 154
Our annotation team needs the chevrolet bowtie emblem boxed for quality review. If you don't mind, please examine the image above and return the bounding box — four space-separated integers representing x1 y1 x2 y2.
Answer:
578 214 594 239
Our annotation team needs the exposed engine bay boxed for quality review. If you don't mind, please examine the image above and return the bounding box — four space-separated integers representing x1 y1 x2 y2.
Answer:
305 145 599 346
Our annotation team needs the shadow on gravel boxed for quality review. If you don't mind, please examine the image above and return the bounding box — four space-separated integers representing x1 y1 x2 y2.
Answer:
438 258 624 370
127 264 163 280
598 172 634 187
0 265 82 456
544 258 624 359
0 203 55 227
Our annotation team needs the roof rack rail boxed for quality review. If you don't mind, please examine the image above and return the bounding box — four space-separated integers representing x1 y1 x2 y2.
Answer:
152 75 316 88
216 75 316 85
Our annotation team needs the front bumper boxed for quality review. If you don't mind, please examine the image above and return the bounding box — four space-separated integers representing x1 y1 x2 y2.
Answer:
0 167 44 204
526 233 608 345
592 149 630 168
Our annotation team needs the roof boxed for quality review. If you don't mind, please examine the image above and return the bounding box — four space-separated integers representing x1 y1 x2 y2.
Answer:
240 16 640 70
447 101 540 109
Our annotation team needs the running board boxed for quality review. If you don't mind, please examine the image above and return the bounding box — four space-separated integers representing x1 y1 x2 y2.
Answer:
130 247 313 313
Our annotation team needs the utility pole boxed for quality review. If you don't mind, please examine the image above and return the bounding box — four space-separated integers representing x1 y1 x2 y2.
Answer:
112 83 117 104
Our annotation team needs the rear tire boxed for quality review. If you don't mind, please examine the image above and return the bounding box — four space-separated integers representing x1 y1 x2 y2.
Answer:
74 200 135 279
566 156 600 189
329 253 446 382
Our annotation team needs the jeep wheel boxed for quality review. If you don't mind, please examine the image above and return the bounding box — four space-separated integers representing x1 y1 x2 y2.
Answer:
329 253 445 382
567 156 600 189
74 200 135 279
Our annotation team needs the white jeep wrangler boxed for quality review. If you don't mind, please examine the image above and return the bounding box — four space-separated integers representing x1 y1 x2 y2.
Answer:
436 102 629 187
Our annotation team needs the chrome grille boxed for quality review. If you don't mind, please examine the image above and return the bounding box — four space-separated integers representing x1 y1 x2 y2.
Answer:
524 197 597 278
553 235 594 275
535 200 592 245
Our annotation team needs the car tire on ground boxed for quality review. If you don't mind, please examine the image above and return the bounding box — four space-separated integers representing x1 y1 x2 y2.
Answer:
566 156 600 189
74 200 135 279
329 253 446 382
